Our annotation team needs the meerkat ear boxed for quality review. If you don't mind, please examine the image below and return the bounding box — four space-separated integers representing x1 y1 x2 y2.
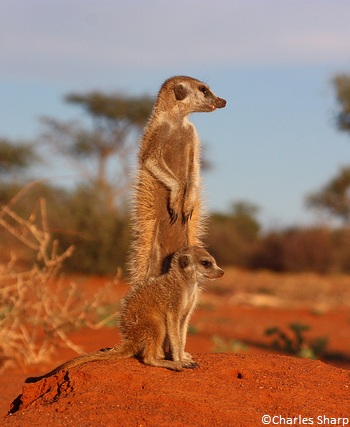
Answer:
179 254 190 269
174 84 188 101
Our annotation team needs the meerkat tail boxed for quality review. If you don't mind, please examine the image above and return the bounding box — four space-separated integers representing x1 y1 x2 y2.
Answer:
25 345 134 383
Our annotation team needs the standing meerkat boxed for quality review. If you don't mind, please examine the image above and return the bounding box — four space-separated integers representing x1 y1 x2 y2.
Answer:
129 76 226 282
26 246 224 380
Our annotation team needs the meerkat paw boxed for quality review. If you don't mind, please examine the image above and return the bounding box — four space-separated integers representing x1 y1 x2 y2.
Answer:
182 198 195 224
181 359 199 369
163 360 183 371
169 208 179 224
182 210 193 224
183 351 194 361
144 356 183 372
182 189 197 223
168 201 179 224
168 187 183 224
181 352 199 368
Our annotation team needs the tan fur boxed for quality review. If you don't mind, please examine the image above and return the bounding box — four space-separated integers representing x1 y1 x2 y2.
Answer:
129 76 226 282
26 247 224 381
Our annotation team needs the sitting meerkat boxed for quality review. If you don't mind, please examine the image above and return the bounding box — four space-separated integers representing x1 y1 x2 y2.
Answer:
26 246 224 381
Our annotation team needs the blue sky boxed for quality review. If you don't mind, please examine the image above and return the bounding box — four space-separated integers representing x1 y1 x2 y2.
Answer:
1 0 350 227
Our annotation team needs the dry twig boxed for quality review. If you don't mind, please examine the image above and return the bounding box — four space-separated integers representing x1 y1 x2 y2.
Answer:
0 194 119 372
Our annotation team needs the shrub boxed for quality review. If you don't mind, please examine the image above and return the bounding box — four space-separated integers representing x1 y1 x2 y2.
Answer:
265 323 328 359
206 201 260 267
0 182 129 274
250 227 346 273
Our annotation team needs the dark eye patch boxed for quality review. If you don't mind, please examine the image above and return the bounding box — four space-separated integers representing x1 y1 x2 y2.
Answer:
201 260 212 268
199 85 208 95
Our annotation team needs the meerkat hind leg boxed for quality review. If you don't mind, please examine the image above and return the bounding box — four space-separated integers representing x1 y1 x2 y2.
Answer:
142 321 183 371
143 341 182 371
143 354 183 371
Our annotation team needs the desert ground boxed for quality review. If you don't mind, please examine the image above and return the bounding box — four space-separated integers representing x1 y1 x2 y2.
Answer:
1 269 350 426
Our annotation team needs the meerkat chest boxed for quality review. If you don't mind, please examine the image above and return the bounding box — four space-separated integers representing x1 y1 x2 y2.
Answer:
180 282 199 313
162 121 198 175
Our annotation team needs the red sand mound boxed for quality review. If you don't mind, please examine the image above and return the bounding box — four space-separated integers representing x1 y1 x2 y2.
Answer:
4 353 350 427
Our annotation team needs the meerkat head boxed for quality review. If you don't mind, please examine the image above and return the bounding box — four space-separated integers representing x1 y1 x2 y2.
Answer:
158 76 226 116
175 246 224 282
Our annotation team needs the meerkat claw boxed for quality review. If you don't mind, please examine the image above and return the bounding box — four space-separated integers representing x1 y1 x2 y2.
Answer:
182 361 199 369
169 210 178 224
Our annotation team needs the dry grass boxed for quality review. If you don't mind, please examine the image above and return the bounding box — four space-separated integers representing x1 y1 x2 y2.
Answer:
209 266 350 309
0 195 119 372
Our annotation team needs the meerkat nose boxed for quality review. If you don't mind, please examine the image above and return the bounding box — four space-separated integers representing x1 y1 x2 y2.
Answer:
218 268 224 277
215 97 226 108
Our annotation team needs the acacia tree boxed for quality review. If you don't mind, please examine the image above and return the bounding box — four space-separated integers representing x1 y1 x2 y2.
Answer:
0 137 39 207
0 138 38 177
306 167 350 224
41 91 153 207
305 74 350 224
34 92 154 272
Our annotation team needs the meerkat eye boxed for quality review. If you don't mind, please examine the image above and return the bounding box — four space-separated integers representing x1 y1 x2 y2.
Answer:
199 85 208 96
201 260 212 268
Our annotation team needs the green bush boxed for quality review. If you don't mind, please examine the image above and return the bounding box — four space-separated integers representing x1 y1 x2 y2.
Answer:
206 201 260 267
265 323 328 359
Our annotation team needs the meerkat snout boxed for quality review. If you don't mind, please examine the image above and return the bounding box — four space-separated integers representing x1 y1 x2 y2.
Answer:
176 246 224 280
204 262 224 279
199 259 224 280
214 97 226 109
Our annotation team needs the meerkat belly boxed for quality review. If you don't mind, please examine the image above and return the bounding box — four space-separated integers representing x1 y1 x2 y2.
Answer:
162 125 195 180
135 124 194 217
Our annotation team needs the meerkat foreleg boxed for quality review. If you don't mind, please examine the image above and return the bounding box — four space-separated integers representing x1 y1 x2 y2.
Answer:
166 311 196 369
144 157 182 224
166 313 182 361
178 308 198 368
182 142 200 224
182 171 199 224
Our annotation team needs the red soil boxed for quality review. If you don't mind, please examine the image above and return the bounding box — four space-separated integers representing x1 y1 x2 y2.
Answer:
4 353 350 427
1 273 350 426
